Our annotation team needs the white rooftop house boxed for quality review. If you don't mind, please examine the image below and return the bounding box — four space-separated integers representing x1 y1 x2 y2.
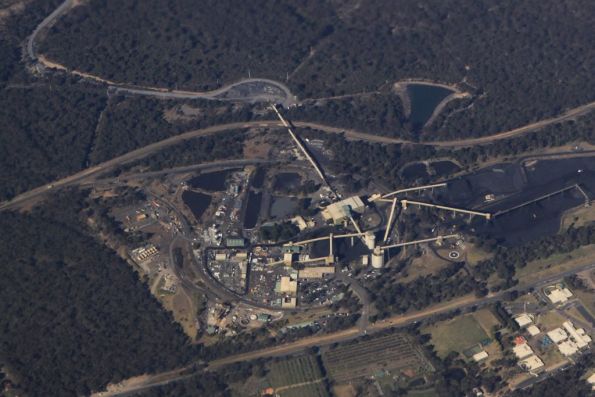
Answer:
547 327 568 344
557 340 579 357
526 325 541 336
587 373 595 391
562 321 592 349
519 355 544 373
544 285 573 304
514 313 533 328
513 343 534 360
472 351 489 362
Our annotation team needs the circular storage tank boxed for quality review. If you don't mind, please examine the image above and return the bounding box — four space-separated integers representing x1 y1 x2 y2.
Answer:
371 247 384 269
364 231 376 250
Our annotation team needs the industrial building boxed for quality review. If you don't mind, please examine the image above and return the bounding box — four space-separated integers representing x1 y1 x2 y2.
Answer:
277 275 298 308
132 244 159 262
298 266 335 279
321 196 365 224
226 237 245 247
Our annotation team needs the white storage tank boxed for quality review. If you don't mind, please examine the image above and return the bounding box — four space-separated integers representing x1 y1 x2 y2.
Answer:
364 231 376 250
371 246 384 269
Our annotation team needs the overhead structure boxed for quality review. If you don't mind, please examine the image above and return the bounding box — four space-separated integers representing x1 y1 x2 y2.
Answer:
383 197 398 242
271 105 331 190
378 183 448 201
494 184 589 217
381 234 459 250
400 199 491 220
286 232 366 247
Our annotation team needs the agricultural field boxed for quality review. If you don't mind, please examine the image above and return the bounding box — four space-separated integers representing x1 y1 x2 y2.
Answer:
266 355 328 397
323 333 431 383
424 311 499 359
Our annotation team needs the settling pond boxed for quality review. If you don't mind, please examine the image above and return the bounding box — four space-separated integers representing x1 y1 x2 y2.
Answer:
187 170 233 191
407 83 453 130
182 190 212 220
243 191 262 229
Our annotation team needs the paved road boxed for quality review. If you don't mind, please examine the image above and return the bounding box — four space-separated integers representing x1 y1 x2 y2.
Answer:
334 271 372 332
26 0 73 61
94 262 595 397
111 78 297 107
85 159 276 187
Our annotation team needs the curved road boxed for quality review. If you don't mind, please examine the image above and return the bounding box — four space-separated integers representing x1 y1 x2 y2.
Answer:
27 1 297 107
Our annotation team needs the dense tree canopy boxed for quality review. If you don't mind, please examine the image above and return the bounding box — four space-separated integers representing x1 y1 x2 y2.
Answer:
0 194 194 396
41 0 595 138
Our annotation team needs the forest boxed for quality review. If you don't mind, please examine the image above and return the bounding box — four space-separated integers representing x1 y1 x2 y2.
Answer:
40 0 595 138
474 223 595 287
90 95 257 163
121 131 246 172
40 0 337 90
287 91 407 138
368 262 483 319
0 80 106 201
0 192 194 396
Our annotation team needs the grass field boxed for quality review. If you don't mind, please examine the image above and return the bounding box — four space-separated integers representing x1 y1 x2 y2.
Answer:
402 251 449 282
536 311 566 330
560 206 595 230
514 244 595 286
464 245 493 266
574 289 595 319
267 355 328 397
407 388 438 397
424 314 490 359
473 309 501 335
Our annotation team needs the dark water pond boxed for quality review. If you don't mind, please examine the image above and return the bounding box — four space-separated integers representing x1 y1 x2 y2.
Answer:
187 170 231 191
431 160 460 177
273 172 302 191
407 84 453 130
432 157 595 246
182 190 212 220
402 163 429 181
243 191 262 229
252 168 266 189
